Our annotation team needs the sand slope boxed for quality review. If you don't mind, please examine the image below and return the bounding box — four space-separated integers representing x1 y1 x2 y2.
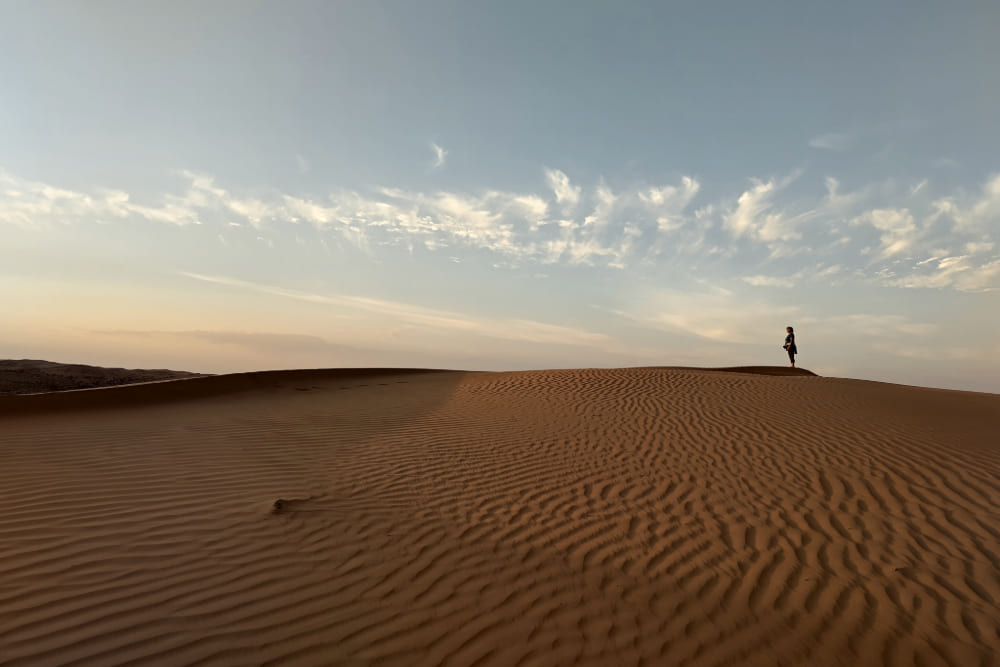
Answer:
1 367 998 666
0 359 205 395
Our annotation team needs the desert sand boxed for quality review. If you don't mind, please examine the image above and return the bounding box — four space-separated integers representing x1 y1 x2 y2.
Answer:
1 367 998 666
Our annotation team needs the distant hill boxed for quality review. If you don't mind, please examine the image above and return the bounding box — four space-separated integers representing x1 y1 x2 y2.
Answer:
0 359 207 395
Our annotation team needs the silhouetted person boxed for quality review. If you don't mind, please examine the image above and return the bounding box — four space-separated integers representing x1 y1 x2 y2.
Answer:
783 326 797 368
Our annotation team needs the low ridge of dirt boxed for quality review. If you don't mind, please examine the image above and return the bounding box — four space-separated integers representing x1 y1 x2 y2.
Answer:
0 359 207 395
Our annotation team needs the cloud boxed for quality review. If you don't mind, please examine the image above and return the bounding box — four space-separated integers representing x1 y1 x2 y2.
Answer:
430 142 448 169
583 182 617 228
3 166 999 291
545 168 581 208
225 197 276 225
742 266 846 288
295 154 311 174
725 175 806 242
931 157 960 169
740 266 841 288
741 274 790 287
799 313 937 337
850 208 919 258
0 170 199 227
965 241 994 254
638 176 700 231
179 272 612 347
375 188 519 255
808 131 852 151
871 343 992 362
933 173 1000 232
617 288 798 344
511 195 548 224
89 328 437 369
809 120 921 153
726 179 775 238
101 329 356 356
820 177 865 215
889 256 1000 292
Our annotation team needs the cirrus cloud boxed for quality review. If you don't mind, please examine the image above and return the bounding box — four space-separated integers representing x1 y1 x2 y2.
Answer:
3 167 999 291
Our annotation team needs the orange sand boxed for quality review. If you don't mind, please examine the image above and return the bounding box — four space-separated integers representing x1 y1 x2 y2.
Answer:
1 367 998 666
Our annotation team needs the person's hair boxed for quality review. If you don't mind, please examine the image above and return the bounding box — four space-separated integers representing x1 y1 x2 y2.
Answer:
786 326 794 332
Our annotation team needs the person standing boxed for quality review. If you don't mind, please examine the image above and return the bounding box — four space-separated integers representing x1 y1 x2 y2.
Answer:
783 326 797 367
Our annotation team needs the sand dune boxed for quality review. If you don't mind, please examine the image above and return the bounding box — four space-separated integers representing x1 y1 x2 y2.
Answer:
1 367 998 666
0 359 205 396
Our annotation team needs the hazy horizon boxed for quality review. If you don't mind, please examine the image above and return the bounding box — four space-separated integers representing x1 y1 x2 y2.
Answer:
3 1 999 393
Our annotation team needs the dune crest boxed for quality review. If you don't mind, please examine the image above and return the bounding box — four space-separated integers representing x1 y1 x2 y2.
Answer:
1 367 998 665
0 359 205 396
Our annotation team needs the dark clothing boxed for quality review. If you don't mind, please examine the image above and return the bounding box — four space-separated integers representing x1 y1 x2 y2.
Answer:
784 332 797 364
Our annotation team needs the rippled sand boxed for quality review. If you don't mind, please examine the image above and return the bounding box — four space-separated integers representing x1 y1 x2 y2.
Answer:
1 367 998 666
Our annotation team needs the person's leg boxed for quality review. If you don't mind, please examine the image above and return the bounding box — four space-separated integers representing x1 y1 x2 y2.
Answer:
788 349 795 367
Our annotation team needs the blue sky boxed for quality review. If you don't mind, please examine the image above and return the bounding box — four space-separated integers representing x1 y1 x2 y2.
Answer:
2 1 999 392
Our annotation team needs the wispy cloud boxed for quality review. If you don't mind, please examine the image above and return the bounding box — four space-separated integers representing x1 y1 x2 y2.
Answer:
931 157 960 169
638 176 700 231
741 265 841 287
808 131 853 151
741 274 791 287
965 241 994 254
98 329 356 355
583 182 617 228
430 142 448 168
870 342 999 363
725 173 807 243
809 119 921 153
3 167 999 291
850 208 919 258
616 288 799 344
889 256 1000 292
180 272 612 347
545 168 581 208
932 173 1000 232
0 169 200 227
798 313 938 338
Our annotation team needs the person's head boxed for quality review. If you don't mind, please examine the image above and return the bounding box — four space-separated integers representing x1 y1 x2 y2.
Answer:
786 326 794 333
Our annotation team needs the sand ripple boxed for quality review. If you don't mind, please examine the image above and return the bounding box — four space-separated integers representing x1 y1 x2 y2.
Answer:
1 368 998 666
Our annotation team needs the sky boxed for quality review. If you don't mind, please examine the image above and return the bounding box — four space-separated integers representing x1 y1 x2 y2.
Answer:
2 1 999 392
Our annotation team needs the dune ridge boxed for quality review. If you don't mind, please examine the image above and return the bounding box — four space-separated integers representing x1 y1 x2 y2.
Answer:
0 359 206 396
0 368 451 415
1 367 998 666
